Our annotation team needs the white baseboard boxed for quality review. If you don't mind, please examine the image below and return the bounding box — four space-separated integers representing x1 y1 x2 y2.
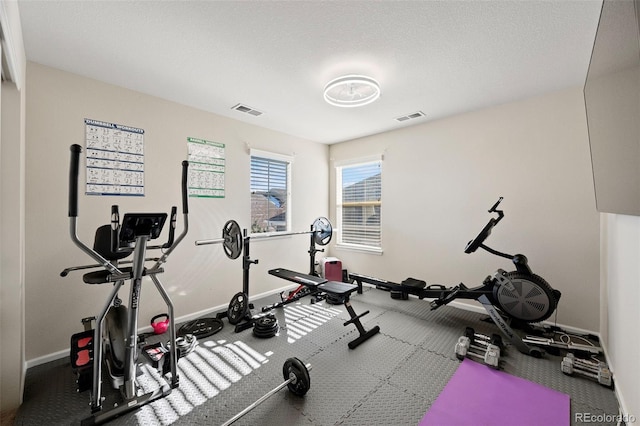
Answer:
26 284 296 369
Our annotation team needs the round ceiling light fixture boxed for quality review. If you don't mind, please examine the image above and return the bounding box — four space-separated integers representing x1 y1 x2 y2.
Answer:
323 75 381 108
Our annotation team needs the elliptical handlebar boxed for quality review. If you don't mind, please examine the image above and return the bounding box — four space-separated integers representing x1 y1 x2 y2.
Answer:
181 160 189 214
66 144 190 266
160 160 188 250
69 144 82 218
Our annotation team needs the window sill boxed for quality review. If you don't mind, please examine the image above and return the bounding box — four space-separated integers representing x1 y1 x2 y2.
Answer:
335 243 383 255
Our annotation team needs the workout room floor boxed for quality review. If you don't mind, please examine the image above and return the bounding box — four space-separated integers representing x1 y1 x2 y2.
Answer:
15 285 619 426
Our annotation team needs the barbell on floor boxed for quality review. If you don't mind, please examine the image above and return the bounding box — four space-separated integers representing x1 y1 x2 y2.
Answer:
195 216 333 259
221 357 312 426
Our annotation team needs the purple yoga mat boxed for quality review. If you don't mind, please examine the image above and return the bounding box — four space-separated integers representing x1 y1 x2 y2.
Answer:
419 358 570 426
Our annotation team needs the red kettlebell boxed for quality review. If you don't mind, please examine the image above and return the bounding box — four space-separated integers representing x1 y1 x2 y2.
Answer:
151 313 170 334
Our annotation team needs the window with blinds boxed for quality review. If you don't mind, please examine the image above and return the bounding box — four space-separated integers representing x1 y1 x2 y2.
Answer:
336 160 382 249
250 153 290 234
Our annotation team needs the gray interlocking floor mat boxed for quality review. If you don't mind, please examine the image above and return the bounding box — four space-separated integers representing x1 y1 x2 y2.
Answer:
15 286 620 425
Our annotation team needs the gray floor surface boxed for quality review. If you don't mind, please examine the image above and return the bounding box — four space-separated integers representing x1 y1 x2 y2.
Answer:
15 285 620 425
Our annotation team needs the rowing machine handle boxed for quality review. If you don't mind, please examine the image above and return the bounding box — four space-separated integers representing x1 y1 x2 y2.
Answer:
488 197 503 213
68 144 82 217
181 160 189 214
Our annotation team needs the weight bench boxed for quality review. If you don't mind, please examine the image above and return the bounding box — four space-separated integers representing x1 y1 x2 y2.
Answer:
269 268 380 349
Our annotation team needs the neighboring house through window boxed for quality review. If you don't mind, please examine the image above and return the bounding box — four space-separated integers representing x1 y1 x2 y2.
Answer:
250 149 292 234
336 156 382 252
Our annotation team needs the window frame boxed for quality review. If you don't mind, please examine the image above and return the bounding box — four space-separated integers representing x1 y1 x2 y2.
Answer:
335 155 383 254
249 149 293 237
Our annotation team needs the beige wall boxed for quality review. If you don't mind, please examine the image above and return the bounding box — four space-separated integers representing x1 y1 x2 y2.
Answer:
328 87 601 332
601 213 640 419
0 0 27 417
1 81 26 417
24 63 329 362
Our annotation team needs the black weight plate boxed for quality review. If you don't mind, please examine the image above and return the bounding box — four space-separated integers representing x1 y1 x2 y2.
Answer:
222 220 242 260
283 357 310 396
464 327 475 342
253 328 278 338
178 317 223 339
227 292 249 325
253 315 279 338
491 333 504 349
312 217 332 246
254 315 277 329
325 293 345 305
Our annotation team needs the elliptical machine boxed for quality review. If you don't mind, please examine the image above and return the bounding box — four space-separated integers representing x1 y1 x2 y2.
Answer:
64 144 189 424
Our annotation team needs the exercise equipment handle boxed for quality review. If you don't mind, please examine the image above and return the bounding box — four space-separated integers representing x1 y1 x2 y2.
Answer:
111 205 120 253
162 207 177 249
464 197 505 254
181 160 189 214
68 144 82 217
489 197 503 213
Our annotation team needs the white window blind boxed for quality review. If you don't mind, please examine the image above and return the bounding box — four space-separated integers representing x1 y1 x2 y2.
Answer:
250 153 290 233
337 160 381 249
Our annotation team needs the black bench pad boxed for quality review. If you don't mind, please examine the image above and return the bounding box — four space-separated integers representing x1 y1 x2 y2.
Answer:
268 268 328 287
318 281 358 296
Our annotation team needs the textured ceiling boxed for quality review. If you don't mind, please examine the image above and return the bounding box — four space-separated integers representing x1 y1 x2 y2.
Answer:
17 0 603 144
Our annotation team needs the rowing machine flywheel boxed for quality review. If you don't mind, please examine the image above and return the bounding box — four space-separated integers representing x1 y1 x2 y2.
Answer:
493 272 558 323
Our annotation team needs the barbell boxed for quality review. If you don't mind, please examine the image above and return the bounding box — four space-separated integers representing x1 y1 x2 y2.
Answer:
221 357 311 426
195 216 333 260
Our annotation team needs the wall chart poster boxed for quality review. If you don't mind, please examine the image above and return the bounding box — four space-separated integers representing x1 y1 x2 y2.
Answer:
84 118 145 196
187 137 225 198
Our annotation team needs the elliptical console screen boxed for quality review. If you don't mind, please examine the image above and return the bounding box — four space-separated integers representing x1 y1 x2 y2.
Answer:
120 213 168 243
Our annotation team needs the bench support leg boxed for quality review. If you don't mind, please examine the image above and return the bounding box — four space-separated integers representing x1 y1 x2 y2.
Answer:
343 300 380 349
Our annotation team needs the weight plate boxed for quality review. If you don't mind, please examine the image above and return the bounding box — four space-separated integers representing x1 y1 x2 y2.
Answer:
464 327 475 341
222 220 242 260
491 333 504 349
312 217 332 246
178 317 224 339
227 292 249 325
253 315 279 338
325 293 345 305
253 325 278 337
254 315 277 329
283 357 310 396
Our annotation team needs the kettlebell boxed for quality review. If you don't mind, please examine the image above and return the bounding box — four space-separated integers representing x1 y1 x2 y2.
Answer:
151 313 170 334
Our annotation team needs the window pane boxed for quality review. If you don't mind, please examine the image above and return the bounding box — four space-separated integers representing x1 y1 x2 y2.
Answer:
342 163 381 203
251 156 288 233
340 161 381 247
342 205 381 246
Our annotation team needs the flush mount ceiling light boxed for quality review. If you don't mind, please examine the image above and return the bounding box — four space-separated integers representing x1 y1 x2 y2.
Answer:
323 75 381 107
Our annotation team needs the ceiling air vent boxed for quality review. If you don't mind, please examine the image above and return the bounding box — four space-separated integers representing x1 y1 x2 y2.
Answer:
232 103 264 116
395 111 425 122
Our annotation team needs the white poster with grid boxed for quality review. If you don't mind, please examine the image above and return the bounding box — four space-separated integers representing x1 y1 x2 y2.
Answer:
84 118 145 196
187 137 225 198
